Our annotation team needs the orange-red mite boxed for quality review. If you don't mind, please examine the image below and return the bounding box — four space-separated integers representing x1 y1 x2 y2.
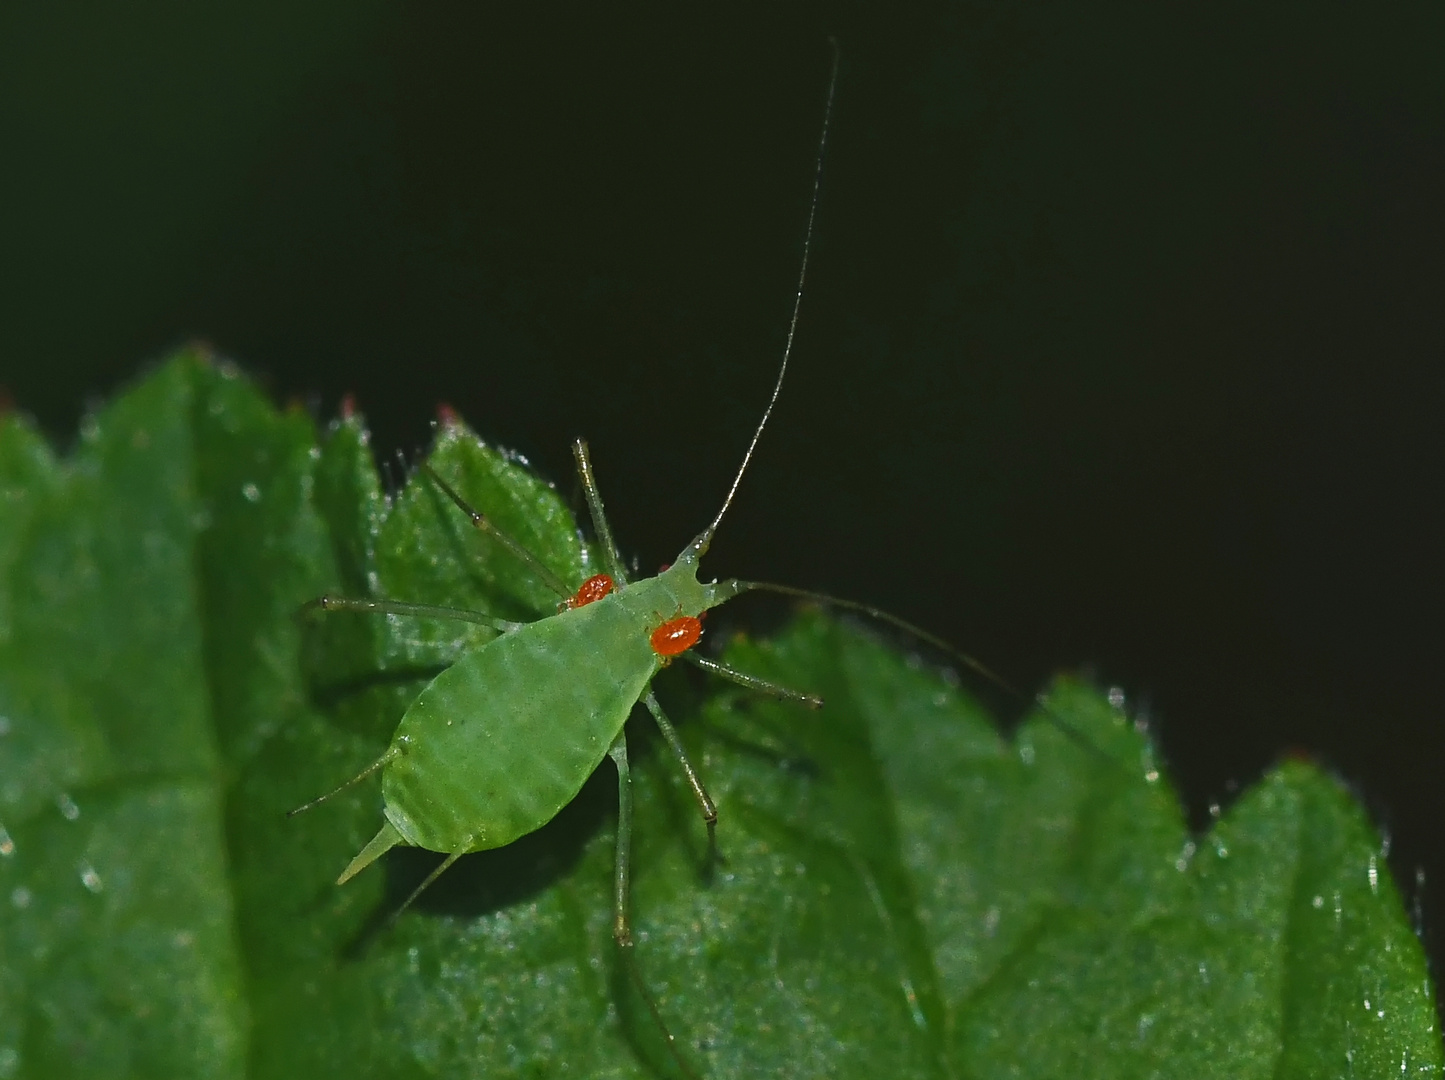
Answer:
650 616 702 658
565 573 615 609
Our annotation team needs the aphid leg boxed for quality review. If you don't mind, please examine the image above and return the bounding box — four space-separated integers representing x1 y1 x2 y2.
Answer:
607 733 701 1080
421 463 573 599
332 821 471 922
641 692 718 852
572 439 631 585
607 734 636 947
288 747 402 818
388 841 472 923
682 653 823 709
299 595 522 634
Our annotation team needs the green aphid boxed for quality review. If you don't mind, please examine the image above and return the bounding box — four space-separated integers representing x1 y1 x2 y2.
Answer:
292 41 1036 1075
291 48 845 1077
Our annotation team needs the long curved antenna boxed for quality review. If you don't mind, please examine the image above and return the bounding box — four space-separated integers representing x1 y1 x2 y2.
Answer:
701 38 841 547
723 579 1115 762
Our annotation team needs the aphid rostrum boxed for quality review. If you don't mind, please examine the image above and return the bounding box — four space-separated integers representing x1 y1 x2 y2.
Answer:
292 41 1056 1073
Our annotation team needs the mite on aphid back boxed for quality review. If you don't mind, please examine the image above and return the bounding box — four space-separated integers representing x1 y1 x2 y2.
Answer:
650 615 703 658
563 572 615 610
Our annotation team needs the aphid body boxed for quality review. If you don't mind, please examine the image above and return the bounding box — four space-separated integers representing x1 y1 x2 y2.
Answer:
292 40 1039 1073
294 48 846 1073
340 542 736 879
290 40 1063 1075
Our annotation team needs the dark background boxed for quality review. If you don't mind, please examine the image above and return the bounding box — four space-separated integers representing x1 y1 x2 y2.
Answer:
4 3 1443 973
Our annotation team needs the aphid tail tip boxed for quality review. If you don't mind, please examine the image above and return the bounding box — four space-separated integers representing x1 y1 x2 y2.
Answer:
337 821 404 885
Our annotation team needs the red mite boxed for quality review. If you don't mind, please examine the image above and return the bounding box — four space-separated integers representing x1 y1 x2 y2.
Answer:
650 616 702 658
564 573 615 610
562 575 700 659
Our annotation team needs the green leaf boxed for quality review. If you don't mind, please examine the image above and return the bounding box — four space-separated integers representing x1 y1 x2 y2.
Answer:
0 353 1438 1079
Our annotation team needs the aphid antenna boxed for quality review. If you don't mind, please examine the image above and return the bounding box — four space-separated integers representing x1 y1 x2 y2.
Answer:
724 579 1117 763
695 37 840 556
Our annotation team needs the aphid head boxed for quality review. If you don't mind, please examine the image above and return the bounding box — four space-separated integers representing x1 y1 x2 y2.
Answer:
661 532 752 616
674 527 715 566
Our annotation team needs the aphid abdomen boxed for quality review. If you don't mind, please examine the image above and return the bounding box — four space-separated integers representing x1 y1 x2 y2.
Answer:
380 596 661 854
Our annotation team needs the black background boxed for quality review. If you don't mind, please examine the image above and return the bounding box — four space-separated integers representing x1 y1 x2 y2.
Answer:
4 3 1443 977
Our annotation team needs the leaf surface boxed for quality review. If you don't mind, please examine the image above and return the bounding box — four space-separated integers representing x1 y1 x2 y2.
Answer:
0 354 1437 1079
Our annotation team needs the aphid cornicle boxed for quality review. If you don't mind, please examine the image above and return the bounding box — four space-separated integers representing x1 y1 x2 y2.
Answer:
292 42 844 1075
